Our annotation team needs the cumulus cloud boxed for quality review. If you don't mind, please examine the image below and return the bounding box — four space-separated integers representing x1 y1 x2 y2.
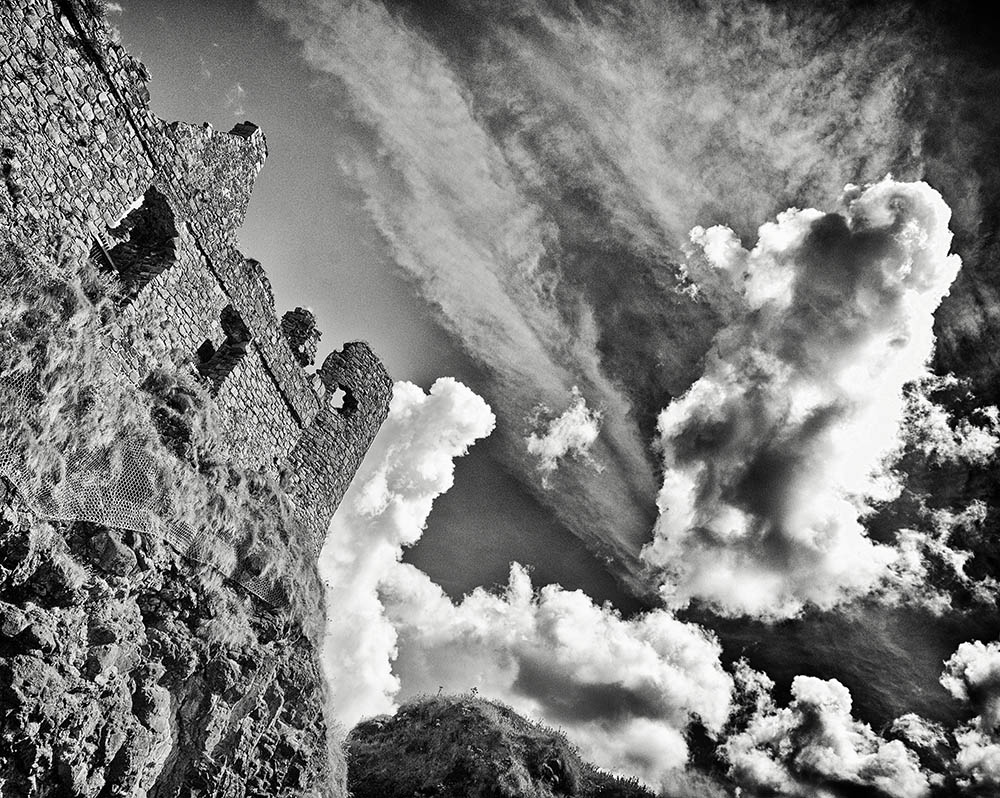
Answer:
262 0 660 583
643 179 962 618
901 375 1000 467
318 377 732 788
942 640 1000 719
383 561 732 787
941 640 1000 787
724 664 930 797
892 713 950 752
951 727 1000 788
526 386 603 483
889 501 999 610
319 377 495 725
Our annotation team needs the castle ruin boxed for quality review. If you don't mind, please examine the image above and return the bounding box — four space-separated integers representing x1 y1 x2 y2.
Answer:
0 1 392 794
0 0 392 601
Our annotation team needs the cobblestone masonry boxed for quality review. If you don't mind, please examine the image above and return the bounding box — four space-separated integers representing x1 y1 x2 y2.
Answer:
0 0 392 569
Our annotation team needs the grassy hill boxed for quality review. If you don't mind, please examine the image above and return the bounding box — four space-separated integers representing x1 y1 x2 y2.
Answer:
347 694 656 798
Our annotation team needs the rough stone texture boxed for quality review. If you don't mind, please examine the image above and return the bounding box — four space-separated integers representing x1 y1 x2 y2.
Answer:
0 0 393 795
0 0 391 496
0 502 333 798
347 695 656 798
283 345 394 545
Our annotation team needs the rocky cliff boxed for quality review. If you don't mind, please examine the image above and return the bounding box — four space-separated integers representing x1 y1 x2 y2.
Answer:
0 495 332 797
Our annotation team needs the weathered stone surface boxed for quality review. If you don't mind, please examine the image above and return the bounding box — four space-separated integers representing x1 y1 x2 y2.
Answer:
0 502 335 797
88 529 138 576
0 1 393 796
0 600 29 638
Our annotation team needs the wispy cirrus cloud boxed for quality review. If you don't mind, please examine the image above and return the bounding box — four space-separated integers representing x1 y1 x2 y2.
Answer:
471 0 924 246
261 0 660 579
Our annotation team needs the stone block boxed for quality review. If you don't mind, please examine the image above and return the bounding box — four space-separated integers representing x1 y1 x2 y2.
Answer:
87 530 137 576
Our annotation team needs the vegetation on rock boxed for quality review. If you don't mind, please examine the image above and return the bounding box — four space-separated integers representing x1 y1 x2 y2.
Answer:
347 694 656 798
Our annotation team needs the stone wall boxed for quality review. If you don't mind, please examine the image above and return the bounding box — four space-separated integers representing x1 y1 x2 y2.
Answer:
0 0 391 559
284 345 394 543
0 1 393 795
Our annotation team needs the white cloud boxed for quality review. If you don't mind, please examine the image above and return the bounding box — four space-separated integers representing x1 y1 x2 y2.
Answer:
481 0 923 249
225 82 246 118
901 375 1000 467
526 386 603 483
319 378 495 726
888 501 998 610
261 0 660 577
258 0 977 623
952 727 1000 786
643 179 962 618
724 667 930 797
941 640 1000 786
383 561 733 788
892 713 949 751
260 0 961 615
318 377 731 789
942 640 1000 718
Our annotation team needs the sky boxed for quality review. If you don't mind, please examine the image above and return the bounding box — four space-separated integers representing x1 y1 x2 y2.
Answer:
113 1 1000 795
110 0 639 611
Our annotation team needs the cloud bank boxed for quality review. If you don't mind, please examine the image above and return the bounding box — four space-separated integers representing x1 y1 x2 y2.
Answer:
320 378 732 788
644 179 962 618
384 562 731 786
321 372 986 791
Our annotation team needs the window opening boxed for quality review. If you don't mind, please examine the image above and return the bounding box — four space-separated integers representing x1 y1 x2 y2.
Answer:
104 186 178 301
196 305 250 394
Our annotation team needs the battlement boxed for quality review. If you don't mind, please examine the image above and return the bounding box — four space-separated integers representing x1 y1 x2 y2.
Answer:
0 0 392 596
